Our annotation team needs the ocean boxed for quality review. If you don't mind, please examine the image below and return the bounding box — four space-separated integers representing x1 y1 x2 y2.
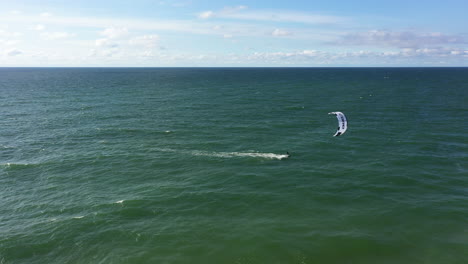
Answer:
0 67 467 264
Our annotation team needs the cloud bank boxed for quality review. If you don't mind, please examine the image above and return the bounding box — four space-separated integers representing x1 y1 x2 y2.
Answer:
334 30 466 48
1 5 467 66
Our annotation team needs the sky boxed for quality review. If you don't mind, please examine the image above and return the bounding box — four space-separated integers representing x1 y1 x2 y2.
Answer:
1 0 467 67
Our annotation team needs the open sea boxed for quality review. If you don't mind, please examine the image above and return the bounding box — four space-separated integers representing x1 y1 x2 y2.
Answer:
0 67 467 264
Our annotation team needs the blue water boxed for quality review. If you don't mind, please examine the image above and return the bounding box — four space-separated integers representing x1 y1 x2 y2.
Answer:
1 67 467 263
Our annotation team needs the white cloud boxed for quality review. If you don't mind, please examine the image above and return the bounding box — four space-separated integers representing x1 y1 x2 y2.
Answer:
129 35 160 48
198 6 247 19
88 45 120 58
88 49 98 57
7 49 23 56
399 47 468 57
2 12 314 39
198 6 346 25
302 50 320 56
35 24 46 31
100 27 129 39
237 11 345 24
159 0 192 7
94 27 131 55
0 39 20 46
334 30 466 48
102 48 120 57
141 50 155 57
198 11 214 19
0 29 22 38
95 38 118 48
272 28 292 37
41 31 76 40
40 12 52 17
235 46 468 66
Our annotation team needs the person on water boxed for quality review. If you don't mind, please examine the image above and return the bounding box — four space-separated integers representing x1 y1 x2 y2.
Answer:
286 152 290 158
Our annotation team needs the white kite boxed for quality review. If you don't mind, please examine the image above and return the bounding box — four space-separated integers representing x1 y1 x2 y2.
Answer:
328 112 347 137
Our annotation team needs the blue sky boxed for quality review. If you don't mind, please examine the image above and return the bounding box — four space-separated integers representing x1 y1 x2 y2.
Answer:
1 0 467 66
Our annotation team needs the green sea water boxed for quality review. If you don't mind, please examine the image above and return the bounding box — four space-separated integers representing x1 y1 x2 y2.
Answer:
0 67 467 264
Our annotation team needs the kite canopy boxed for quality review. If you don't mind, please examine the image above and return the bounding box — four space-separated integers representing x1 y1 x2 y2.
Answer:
328 112 347 137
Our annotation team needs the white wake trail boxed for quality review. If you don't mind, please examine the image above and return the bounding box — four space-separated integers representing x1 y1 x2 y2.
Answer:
155 148 289 160
194 151 289 160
